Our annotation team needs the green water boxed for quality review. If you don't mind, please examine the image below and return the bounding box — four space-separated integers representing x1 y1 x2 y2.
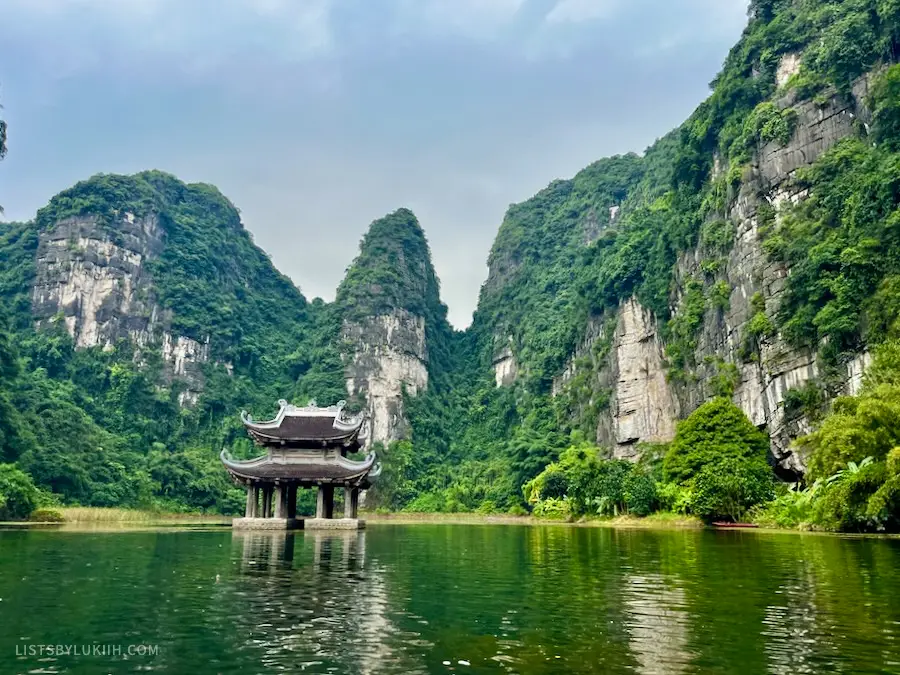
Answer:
1 525 899 674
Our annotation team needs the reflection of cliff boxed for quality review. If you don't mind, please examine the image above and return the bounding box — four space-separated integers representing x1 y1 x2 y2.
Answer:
231 531 428 674
623 573 691 675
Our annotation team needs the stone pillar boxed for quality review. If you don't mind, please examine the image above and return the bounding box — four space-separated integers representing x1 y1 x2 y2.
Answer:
262 486 273 518
324 485 334 519
344 486 359 519
245 486 255 518
316 485 326 519
274 484 285 519
287 485 297 519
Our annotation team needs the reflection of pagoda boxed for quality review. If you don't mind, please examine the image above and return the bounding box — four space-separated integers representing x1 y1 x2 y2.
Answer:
220 399 380 530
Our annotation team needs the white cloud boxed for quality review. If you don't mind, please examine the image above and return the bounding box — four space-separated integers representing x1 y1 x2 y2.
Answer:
5 0 337 63
545 0 620 24
390 0 526 40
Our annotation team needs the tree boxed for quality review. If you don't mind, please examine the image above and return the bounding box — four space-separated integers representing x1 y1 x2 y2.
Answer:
690 455 774 522
0 463 40 520
663 398 770 484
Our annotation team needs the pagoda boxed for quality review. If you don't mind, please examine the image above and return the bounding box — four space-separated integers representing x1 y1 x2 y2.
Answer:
220 399 380 530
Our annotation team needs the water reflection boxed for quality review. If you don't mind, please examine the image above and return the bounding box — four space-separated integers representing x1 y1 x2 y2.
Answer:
623 573 691 675
3 526 900 674
231 530 429 674
761 559 824 675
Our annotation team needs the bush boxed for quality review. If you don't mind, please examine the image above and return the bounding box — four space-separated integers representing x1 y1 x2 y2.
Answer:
812 459 887 531
507 504 528 517
690 456 775 522
29 508 64 523
0 464 41 520
623 470 657 516
750 483 818 528
403 492 446 513
541 470 568 500
476 500 497 514
657 482 693 515
532 497 571 520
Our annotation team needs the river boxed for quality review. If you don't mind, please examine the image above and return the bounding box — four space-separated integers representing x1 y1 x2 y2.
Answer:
1 524 899 674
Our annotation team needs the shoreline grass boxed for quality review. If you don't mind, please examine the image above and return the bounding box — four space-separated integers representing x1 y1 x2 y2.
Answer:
56 507 230 525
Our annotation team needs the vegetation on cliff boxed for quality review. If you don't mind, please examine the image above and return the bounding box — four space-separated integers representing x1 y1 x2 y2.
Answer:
2 0 900 532
375 0 900 530
336 208 456 383
0 173 346 515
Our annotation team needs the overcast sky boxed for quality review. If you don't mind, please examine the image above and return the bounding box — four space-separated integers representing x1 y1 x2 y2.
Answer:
0 0 749 327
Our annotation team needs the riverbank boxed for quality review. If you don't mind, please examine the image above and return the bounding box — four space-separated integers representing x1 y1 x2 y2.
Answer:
0 507 230 530
58 507 231 524
364 511 704 529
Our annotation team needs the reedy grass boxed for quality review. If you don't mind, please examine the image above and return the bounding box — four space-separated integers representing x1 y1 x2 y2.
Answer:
58 507 229 523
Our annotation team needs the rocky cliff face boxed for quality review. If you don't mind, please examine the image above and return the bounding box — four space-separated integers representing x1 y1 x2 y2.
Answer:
551 71 879 476
600 299 678 460
32 214 163 348
336 208 449 446
343 309 429 443
683 72 876 475
31 212 209 401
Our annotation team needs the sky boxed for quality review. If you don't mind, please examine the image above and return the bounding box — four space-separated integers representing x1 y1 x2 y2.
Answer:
0 0 750 328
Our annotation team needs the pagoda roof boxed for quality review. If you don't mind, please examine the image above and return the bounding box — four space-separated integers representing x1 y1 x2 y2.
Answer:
220 449 380 486
240 399 367 447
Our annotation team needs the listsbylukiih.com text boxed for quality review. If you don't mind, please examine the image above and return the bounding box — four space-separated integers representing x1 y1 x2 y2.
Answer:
16 643 159 657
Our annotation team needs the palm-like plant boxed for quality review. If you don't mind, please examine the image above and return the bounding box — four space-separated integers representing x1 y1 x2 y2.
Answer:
827 456 875 485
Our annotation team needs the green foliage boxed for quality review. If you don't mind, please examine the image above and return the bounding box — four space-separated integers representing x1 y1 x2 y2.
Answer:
531 497 571 520
336 209 449 335
709 281 732 311
473 155 647 391
739 102 798 159
782 380 826 421
665 277 708 377
750 482 819 528
709 359 741 398
0 463 40 520
29 507 64 523
700 219 735 254
803 2 880 92
778 342 900 531
871 63 900 152
525 442 659 518
622 469 658 516
656 482 693 515
664 398 771 485
768 138 900 352
690 455 775 522
803 388 900 482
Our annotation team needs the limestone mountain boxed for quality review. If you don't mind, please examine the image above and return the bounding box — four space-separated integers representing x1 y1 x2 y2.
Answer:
385 0 900 511
0 171 344 511
336 208 454 444
23 171 320 395
2 0 900 519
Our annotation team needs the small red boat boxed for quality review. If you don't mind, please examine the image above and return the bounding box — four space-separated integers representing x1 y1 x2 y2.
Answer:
712 522 758 528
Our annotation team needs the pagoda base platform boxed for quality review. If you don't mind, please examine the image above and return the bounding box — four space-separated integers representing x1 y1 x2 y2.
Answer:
232 517 303 530
304 518 366 531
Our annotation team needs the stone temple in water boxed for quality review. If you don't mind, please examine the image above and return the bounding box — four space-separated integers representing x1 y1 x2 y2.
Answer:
220 399 380 530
